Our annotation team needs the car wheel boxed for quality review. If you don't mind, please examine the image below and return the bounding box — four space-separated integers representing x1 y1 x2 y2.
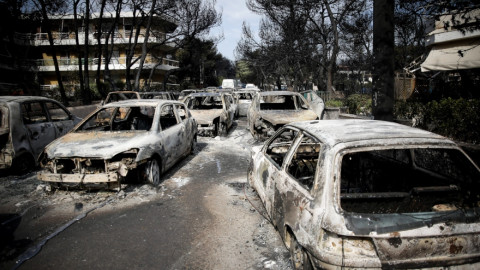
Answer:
189 136 196 155
213 122 219 137
219 122 227 136
144 159 161 186
289 232 313 270
12 153 35 175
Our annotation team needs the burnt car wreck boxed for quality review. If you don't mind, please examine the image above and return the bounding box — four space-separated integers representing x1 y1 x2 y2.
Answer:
248 119 480 269
184 92 236 137
37 99 197 189
247 91 318 140
0 96 80 173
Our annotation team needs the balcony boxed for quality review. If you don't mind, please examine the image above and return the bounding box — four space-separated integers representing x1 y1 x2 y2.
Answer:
35 56 179 72
14 30 170 46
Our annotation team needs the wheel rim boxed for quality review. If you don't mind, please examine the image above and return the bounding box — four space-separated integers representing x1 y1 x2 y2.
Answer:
148 159 160 185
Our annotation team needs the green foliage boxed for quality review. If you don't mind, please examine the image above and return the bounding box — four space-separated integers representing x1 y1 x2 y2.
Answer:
344 94 372 115
325 99 344 107
394 98 480 144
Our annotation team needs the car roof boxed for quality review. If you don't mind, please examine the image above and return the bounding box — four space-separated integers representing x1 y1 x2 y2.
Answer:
288 119 452 147
259 91 299 96
187 92 225 97
102 99 182 107
0 96 55 103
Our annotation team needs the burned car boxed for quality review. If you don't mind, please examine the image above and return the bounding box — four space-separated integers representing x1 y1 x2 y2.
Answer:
247 91 318 140
248 120 480 269
234 90 256 117
102 91 140 105
139 91 175 100
38 99 197 189
184 92 235 137
0 96 81 173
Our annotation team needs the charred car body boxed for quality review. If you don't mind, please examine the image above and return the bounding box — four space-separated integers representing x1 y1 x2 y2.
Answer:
248 119 480 269
0 96 80 173
247 91 318 140
234 90 257 117
184 92 236 137
102 91 140 105
38 99 197 189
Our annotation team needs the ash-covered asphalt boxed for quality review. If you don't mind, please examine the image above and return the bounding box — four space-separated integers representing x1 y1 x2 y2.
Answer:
0 118 292 270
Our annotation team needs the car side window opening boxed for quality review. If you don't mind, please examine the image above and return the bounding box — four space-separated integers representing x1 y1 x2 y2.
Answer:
45 102 70 121
340 148 480 214
160 105 179 130
265 128 299 168
286 133 321 191
22 102 47 124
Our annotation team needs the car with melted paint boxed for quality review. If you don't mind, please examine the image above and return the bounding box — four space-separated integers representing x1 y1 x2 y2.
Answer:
0 96 81 173
184 92 235 137
37 99 197 189
248 119 480 269
247 91 318 140
102 91 141 105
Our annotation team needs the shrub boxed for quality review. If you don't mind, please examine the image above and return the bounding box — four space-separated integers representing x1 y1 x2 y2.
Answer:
344 94 372 115
394 98 480 144
325 99 344 107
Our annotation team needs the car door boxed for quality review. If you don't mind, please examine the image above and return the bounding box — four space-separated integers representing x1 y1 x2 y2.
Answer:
223 94 235 127
273 132 321 232
254 127 300 220
301 91 324 117
21 101 56 158
173 103 192 155
45 101 78 138
158 103 182 169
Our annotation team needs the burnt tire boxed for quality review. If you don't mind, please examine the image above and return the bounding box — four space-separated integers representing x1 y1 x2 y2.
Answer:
11 153 35 175
218 122 227 136
189 136 196 155
144 159 161 186
288 232 313 270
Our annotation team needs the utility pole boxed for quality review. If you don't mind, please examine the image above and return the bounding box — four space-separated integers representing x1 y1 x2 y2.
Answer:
372 0 394 121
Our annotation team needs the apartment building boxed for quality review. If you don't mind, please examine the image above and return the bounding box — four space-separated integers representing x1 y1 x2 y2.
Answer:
14 11 180 96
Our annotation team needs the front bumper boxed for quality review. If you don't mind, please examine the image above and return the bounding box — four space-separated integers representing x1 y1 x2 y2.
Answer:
37 171 119 183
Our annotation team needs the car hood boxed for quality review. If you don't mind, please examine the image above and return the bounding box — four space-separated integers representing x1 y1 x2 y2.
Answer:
259 110 318 125
190 109 223 124
44 132 150 159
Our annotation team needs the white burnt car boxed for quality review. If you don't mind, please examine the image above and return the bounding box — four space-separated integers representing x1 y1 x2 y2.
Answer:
184 92 236 137
248 120 480 269
38 99 197 189
247 91 319 140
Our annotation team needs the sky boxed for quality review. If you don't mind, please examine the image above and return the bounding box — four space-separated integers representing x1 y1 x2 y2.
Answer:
210 0 262 61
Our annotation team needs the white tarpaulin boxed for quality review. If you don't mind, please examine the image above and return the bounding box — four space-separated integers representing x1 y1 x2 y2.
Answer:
421 39 480 72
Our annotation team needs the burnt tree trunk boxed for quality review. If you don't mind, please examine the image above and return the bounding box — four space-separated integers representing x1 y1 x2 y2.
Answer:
372 0 394 121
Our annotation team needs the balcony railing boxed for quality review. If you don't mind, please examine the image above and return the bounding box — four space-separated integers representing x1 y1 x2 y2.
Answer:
14 30 167 44
35 56 179 69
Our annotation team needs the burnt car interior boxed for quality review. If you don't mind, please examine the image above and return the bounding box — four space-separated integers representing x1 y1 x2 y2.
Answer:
187 96 223 110
340 148 480 214
260 95 307 111
265 130 320 190
79 106 155 131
